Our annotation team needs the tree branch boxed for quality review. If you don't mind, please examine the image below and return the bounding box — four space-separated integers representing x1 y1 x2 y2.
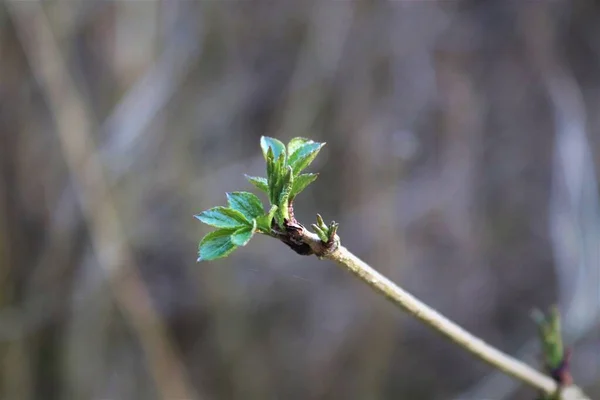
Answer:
290 225 590 400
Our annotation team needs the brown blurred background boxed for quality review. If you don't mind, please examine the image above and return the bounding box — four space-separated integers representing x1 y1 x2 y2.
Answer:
0 1 599 399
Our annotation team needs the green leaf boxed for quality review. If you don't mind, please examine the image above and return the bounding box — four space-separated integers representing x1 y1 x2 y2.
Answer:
532 307 564 370
290 173 318 198
197 229 238 261
227 192 264 221
256 205 278 232
328 221 339 242
316 213 327 230
278 166 294 207
266 146 274 178
231 219 257 246
277 166 294 222
312 224 328 242
287 137 312 156
269 152 286 205
260 136 286 162
266 147 276 203
194 206 250 228
287 141 325 174
245 175 269 193
274 151 286 181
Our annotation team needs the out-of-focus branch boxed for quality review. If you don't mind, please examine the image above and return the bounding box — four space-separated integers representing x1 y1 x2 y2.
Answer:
101 1 203 177
6 2 198 399
461 4 599 398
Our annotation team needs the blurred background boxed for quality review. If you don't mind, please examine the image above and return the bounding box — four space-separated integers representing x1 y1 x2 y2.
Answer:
1 1 599 399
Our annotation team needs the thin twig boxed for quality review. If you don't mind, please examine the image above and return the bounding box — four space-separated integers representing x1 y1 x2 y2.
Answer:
296 228 590 400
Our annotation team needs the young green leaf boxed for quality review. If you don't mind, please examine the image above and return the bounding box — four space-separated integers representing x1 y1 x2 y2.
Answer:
278 166 294 206
227 192 264 221
316 213 327 230
266 147 276 203
287 137 312 156
277 166 294 222
533 307 564 370
290 173 318 198
269 152 286 205
197 228 238 261
260 136 286 162
312 224 329 242
231 219 257 246
194 206 250 228
256 205 278 233
274 151 286 181
274 209 285 228
328 221 339 242
245 175 269 193
287 141 325 174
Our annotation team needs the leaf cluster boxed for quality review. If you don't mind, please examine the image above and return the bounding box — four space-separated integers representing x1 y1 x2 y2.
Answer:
195 136 325 261
311 214 338 243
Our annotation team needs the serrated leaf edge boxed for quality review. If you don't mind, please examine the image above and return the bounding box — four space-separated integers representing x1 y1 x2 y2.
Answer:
197 228 238 262
226 191 265 221
194 206 251 228
288 142 325 175
245 175 269 193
